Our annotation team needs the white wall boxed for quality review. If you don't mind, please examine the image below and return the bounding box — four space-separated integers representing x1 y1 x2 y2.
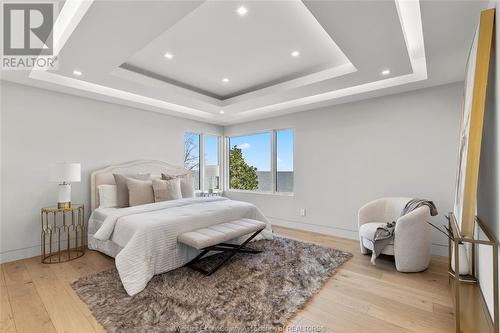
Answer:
477 0 499 321
0 81 222 263
225 83 464 255
0 80 464 263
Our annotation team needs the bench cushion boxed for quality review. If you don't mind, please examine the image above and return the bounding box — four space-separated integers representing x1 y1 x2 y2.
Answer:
178 219 266 250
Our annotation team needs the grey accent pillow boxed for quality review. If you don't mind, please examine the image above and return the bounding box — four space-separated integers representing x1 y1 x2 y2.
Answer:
152 178 182 202
161 173 195 198
126 178 154 207
113 173 150 207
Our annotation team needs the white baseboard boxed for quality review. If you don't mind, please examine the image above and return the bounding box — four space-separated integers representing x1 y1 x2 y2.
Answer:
269 216 449 257
431 243 448 257
1 218 449 264
0 245 41 263
0 238 80 264
269 216 359 240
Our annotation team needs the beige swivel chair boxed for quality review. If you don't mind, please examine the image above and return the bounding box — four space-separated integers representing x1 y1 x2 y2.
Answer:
358 197 432 272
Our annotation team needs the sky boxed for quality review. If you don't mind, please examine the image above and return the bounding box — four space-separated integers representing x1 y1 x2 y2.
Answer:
276 129 294 171
205 134 219 165
185 133 219 168
186 130 294 172
230 129 293 171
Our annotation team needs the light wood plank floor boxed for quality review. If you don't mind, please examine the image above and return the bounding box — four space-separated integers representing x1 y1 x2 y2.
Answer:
0 226 454 333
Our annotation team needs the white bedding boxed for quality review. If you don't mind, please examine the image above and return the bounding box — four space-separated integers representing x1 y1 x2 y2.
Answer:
89 207 117 227
88 197 272 296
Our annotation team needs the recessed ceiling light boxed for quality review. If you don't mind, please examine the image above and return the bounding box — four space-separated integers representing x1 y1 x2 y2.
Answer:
73 70 82 76
381 69 391 76
222 78 229 83
291 51 300 57
236 6 248 16
164 53 173 59
219 110 225 114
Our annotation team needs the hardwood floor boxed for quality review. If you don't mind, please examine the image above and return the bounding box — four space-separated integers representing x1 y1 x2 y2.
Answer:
0 226 454 333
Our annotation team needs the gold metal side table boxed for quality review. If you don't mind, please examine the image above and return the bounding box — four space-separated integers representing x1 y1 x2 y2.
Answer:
41 204 86 264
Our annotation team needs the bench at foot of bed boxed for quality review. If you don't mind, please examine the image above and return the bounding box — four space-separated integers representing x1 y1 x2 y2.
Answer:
178 219 266 276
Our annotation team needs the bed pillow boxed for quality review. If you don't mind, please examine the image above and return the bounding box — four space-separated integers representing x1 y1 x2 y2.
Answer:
126 178 154 207
152 178 182 202
113 173 150 207
161 173 195 198
98 185 117 208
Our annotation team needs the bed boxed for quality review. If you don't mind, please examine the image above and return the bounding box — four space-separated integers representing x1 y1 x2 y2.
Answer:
87 160 273 296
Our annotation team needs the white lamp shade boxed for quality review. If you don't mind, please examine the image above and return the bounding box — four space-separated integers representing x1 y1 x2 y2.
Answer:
49 163 81 182
205 165 220 178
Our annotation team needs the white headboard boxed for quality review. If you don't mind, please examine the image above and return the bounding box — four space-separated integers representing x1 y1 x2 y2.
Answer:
90 160 188 211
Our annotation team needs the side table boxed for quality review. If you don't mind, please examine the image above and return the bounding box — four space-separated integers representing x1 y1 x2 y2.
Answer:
41 204 85 263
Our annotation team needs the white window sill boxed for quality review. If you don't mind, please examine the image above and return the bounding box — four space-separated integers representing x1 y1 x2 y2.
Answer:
224 189 294 197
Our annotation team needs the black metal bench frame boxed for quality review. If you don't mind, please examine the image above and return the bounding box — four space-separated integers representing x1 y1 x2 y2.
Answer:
184 228 264 276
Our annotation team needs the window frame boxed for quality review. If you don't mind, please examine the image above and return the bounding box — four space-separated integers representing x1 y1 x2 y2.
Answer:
224 128 294 196
275 128 294 194
184 131 223 193
184 132 201 190
203 133 222 191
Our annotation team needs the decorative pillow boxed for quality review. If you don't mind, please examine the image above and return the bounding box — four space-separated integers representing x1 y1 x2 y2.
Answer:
161 173 195 198
152 178 182 202
126 178 154 207
98 185 117 208
113 173 150 207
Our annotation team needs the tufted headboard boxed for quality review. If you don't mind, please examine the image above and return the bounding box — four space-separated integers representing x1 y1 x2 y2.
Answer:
90 160 189 211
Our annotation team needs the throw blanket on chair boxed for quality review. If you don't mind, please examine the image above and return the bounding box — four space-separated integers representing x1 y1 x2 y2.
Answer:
370 199 438 265
401 199 438 217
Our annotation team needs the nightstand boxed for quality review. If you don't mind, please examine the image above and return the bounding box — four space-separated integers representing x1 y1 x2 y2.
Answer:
41 204 86 263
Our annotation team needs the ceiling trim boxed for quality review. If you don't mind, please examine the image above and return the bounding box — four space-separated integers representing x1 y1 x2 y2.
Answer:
221 62 357 105
114 59 357 108
111 65 224 107
52 0 93 56
29 0 427 125
232 58 427 121
29 69 217 119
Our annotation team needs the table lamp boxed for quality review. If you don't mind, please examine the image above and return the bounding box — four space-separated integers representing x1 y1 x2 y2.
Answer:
49 163 81 208
205 165 220 194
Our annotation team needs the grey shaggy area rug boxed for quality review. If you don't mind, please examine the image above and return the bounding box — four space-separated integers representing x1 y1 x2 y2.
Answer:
72 236 351 333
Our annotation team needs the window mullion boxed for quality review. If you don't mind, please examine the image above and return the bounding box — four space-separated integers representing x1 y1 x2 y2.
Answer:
271 130 277 194
226 136 229 191
218 136 223 192
199 133 205 192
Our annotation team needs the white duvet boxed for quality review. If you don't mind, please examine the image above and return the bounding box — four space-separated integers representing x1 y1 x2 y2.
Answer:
90 197 272 296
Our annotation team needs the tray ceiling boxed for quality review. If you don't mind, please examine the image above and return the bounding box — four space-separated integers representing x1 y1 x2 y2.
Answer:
0 0 487 124
124 0 351 99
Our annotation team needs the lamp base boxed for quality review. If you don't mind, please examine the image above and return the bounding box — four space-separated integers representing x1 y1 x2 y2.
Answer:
57 183 72 209
57 202 71 209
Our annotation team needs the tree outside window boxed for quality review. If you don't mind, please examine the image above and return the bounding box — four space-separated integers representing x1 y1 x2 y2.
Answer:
184 132 200 190
229 146 258 190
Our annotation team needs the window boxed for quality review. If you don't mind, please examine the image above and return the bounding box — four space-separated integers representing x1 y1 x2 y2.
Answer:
184 132 200 190
229 132 272 192
228 129 293 193
184 132 221 192
204 135 220 191
276 129 294 193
